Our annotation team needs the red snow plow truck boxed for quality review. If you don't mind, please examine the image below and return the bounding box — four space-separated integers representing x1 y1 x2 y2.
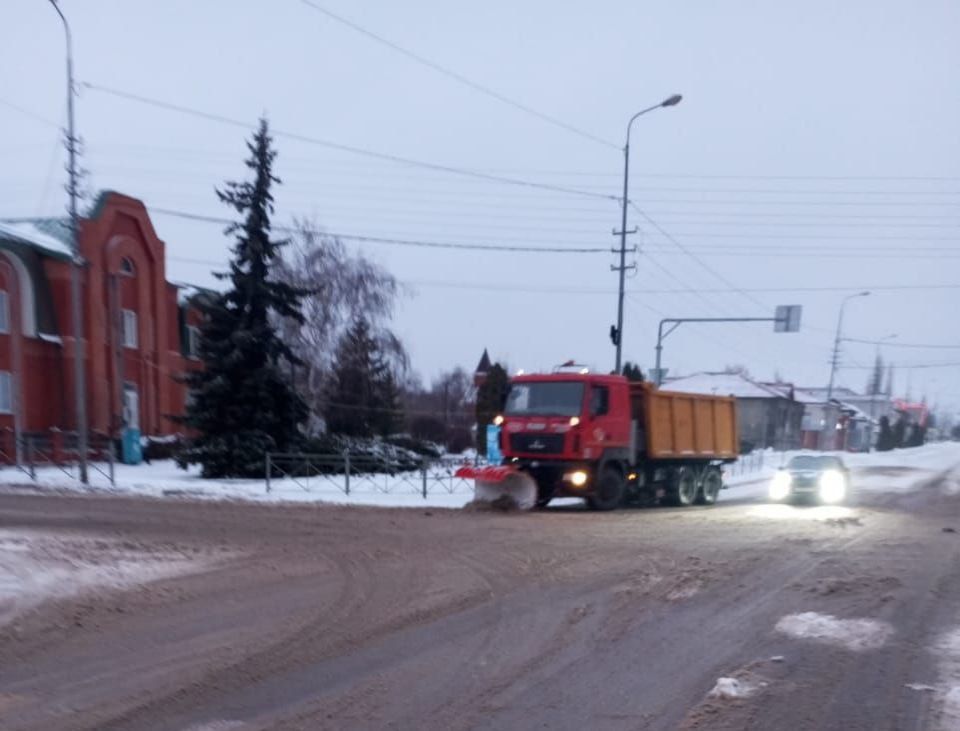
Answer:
457 372 739 510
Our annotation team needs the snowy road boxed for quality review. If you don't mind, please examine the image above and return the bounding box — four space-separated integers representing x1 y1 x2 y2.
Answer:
0 445 959 730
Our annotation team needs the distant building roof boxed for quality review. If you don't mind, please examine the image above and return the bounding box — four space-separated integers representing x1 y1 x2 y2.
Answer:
664 372 790 399
475 348 492 374
173 281 218 307
0 218 73 260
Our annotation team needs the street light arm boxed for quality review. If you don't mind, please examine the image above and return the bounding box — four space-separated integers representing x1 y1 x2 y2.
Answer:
625 103 664 146
624 95 682 147
48 0 71 51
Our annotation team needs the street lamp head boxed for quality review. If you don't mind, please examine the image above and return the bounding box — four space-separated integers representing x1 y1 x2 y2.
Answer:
662 94 683 107
858 290 871 297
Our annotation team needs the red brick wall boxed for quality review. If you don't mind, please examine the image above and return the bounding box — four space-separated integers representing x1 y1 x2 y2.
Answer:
3 193 201 442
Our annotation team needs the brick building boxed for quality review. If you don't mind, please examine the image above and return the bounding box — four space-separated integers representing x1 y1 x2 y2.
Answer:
0 191 205 457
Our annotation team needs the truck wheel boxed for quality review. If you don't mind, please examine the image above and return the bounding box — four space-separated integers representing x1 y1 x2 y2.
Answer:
696 467 723 505
666 467 697 507
587 467 625 511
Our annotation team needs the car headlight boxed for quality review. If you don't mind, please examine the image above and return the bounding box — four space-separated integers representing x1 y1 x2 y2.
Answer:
819 470 846 503
769 471 792 500
565 470 589 487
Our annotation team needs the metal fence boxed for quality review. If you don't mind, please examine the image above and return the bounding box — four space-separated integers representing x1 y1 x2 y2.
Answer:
265 449 771 497
0 430 117 486
265 451 486 496
727 449 766 477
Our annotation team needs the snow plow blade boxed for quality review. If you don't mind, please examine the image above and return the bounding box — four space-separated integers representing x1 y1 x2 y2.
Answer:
455 466 538 510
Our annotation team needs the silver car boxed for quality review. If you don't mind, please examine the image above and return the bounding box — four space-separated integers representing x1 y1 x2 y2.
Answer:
769 455 851 504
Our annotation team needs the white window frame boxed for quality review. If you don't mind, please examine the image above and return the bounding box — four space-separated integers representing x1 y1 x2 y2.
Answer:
0 290 9 334
0 371 11 414
186 325 201 359
122 309 138 349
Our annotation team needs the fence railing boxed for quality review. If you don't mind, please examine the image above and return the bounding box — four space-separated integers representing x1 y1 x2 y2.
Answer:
265 451 486 497
0 429 116 486
727 449 766 477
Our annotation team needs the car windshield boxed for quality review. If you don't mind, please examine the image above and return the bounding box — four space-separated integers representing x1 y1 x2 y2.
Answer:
504 381 584 417
788 455 844 470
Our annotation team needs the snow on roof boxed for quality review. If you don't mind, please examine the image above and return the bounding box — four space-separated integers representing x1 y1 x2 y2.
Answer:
174 281 217 307
790 389 832 405
0 219 73 259
663 372 787 399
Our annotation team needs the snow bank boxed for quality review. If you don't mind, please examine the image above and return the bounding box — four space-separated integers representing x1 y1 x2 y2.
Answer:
932 627 960 729
708 677 758 699
0 529 209 626
0 443 957 511
775 611 893 652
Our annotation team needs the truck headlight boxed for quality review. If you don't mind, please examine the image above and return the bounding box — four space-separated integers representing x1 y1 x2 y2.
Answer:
819 470 846 503
565 470 589 487
769 471 792 501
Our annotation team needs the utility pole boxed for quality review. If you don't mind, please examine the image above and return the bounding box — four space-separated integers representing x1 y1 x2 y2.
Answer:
49 0 88 484
611 94 682 374
826 291 870 402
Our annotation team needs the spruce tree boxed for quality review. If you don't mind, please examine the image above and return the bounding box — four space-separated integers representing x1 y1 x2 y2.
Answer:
325 317 402 437
177 119 308 477
475 362 509 454
621 362 645 382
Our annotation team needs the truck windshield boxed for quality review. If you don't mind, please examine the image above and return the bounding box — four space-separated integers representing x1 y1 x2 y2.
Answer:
505 382 584 417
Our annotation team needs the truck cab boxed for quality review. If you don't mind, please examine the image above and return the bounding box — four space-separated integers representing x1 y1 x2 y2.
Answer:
498 373 637 508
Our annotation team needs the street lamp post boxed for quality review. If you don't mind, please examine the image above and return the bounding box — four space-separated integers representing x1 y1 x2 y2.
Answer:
823 291 869 451
612 94 682 374
826 291 870 402
49 0 88 484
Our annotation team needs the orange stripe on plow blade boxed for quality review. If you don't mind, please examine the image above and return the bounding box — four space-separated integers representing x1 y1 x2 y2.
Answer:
454 465 521 483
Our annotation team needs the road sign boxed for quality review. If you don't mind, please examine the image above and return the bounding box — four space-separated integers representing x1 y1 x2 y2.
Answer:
649 368 669 384
774 305 802 333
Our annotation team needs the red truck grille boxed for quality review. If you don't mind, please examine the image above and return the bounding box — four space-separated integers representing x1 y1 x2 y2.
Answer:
509 433 565 455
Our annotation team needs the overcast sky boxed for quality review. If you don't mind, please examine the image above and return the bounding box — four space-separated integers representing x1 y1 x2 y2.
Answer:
3 0 959 413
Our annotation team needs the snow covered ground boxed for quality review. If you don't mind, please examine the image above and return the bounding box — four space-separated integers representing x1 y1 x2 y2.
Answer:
0 529 214 626
0 442 958 509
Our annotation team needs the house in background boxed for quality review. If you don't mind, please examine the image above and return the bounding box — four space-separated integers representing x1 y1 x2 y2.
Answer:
664 372 804 452
0 191 206 460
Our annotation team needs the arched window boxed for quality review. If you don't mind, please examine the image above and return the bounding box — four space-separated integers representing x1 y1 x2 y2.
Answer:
119 257 135 276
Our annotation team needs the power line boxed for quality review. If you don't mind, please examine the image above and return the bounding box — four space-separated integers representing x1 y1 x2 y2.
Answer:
629 202 767 310
80 82 619 203
842 337 960 350
150 206 608 253
839 361 960 370
0 97 60 128
296 0 617 150
79 143 960 182
405 279 960 296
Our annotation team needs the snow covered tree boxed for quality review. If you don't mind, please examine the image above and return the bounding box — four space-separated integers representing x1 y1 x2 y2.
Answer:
476 362 509 454
273 220 406 431
177 119 308 477
325 317 403 437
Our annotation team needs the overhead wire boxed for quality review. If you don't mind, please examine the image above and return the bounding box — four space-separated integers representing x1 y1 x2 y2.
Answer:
295 0 617 150
149 206 609 253
81 82 618 204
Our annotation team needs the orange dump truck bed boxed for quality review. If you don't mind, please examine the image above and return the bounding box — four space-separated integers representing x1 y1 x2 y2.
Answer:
637 383 738 460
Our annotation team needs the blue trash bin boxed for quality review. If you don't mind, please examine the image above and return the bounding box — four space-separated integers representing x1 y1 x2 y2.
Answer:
121 427 143 465
486 423 502 464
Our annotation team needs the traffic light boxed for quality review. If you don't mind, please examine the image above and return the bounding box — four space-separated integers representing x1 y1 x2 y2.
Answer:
609 325 620 346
